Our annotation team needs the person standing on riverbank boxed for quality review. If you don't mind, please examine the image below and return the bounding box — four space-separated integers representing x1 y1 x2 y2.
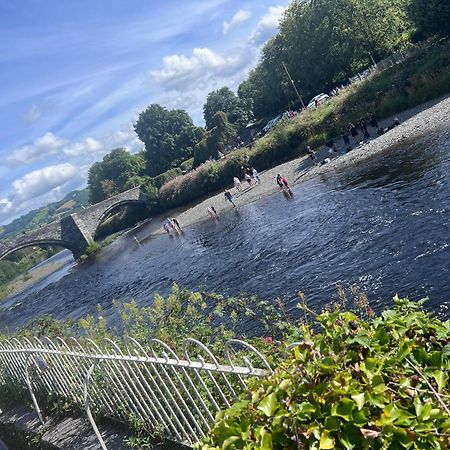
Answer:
306 146 318 166
341 130 350 150
276 174 290 190
368 112 378 129
358 118 371 140
224 190 236 207
349 123 359 143
244 171 252 187
276 174 284 190
326 139 337 154
172 218 182 233
163 222 172 235
207 205 219 219
233 176 241 192
251 167 261 183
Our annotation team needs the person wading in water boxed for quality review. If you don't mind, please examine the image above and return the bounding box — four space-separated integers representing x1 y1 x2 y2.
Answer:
224 190 236 207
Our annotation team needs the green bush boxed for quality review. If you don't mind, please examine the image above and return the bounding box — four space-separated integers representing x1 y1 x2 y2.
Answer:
179 157 194 172
79 239 101 260
197 296 450 449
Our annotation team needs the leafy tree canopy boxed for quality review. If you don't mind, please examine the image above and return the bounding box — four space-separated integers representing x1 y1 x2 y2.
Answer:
238 0 412 119
203 87 253 130
87 148 145 203
134 104 204 176
408 0 450 38
193 112 237 166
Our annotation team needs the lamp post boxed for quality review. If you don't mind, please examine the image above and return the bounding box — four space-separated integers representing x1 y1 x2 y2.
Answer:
282 61 306 110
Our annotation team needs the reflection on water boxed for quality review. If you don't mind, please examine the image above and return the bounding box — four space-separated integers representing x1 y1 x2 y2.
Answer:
1 128 449 332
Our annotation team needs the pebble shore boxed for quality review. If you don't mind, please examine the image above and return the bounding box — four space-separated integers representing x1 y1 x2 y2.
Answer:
152 94 450 235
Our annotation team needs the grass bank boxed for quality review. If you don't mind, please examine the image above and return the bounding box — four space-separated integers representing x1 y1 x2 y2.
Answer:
157 39 450 211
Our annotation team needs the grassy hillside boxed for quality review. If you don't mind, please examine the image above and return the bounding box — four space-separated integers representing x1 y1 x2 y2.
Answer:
0 189 89 240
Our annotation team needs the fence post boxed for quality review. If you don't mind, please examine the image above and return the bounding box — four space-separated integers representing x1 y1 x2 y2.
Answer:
24 353 45 427
84 359 108 450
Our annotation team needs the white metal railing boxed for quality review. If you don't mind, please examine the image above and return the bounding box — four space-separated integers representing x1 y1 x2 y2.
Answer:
0 336 272 448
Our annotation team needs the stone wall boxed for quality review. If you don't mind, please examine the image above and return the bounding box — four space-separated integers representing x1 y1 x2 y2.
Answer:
0 187 144 261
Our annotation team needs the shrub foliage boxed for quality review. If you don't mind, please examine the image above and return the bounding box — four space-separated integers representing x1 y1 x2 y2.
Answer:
197 296 450 449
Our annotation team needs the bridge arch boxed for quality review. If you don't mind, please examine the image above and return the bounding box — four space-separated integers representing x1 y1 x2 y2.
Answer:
92 199 146 239
0 239 78 261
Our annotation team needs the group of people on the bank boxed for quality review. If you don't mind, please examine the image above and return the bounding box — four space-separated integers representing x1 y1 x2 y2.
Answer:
162 111 403 236
307 112 402 166
232 166 261 192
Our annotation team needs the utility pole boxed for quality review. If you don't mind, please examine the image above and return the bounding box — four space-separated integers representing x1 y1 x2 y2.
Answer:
282 61 305 110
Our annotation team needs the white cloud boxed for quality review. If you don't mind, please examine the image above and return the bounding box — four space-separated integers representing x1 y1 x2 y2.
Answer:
23 104 42 124
151 47 253 91
63 137 103 158
11 164 80 202
223 9 252 34
250 5 286 45
0 163 86 224
104 123 143 154
5 123 143 170
7 132 68 166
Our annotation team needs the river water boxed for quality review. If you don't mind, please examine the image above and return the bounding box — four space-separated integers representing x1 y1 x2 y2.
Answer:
1 129 449 332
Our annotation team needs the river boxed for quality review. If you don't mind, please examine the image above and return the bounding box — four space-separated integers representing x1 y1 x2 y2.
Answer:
1 128 449 332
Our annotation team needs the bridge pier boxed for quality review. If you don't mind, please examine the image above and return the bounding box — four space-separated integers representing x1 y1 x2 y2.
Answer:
60 215 90 259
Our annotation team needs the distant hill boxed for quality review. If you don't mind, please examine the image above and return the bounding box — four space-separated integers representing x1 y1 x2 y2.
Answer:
0 189 90 240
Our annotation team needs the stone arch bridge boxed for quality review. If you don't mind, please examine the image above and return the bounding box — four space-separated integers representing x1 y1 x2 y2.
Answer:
0 187 147 261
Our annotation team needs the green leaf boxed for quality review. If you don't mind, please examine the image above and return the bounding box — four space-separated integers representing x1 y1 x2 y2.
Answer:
324 416 340 431
352 409 367 427
295 401 316 420
332 398 354 421
351 330 370 347
257 393 278 417
351 393 365 410
442 343 450 358
397 341 413 361
371 375 386 394
260 431 272 450
433 370 448 393
221 436 240 449
319 430 335 449
278 379 291 391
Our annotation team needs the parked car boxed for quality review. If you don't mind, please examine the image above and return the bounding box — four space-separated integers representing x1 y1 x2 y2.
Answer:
262 114 284 133
307 93 330 109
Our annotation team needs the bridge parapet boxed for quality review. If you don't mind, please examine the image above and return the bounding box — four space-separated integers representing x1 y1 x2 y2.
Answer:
0 187 145 260
73 186 143 240
0 220 66 260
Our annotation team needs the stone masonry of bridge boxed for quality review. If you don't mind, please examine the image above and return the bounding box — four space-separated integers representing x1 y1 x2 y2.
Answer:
0 187 145 261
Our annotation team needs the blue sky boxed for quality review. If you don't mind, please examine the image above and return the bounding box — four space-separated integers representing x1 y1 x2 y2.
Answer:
0 0 288 225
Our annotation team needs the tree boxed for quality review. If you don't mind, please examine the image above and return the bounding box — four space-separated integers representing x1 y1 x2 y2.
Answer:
238 36 288 119
239 0 411 119
193 112 237 166
408 0 450 38
87 148 145 203
203 87 253 130
134 104 204 176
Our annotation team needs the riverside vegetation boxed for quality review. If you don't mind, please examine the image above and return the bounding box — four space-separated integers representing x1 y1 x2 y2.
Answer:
1 286 450 448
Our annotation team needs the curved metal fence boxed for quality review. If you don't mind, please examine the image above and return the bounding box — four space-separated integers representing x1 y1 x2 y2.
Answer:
0 336 271 449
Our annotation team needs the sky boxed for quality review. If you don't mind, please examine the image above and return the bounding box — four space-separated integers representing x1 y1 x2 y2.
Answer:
0 0 289 225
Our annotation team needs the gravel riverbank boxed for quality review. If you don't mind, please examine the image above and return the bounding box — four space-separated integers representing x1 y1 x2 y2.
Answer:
138 94 450 237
